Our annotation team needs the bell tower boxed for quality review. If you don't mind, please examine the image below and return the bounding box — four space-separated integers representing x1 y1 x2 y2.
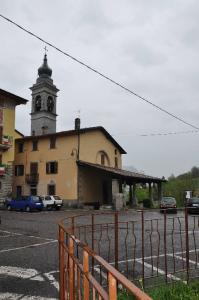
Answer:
30 52 59 135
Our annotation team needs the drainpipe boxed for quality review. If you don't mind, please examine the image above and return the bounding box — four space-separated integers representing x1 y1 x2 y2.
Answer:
75 118 80 207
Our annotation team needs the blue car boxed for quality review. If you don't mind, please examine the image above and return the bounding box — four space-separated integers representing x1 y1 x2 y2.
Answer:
6 196 43 212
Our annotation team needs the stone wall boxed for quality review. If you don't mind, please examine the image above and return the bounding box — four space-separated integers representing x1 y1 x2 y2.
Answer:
0 165 13 204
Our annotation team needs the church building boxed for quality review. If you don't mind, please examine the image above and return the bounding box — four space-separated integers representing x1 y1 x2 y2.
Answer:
13 54 165 208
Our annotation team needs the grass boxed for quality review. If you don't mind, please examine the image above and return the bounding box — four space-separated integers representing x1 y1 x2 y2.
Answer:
118 281 199 300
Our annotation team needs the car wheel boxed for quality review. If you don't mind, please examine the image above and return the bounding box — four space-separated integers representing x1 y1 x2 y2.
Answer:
7 205 12 211
25 206 31 212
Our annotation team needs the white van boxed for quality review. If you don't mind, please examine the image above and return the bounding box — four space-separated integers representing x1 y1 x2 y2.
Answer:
40 195 63 210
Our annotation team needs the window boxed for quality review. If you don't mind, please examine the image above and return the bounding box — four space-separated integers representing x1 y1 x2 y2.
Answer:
30 185 37 196
46 161 58 174
101 154 105 165
32 140 38 151
18 142 24 153
15 165 24 176
50 137 56 149
16 186 22 197
115 149 117 155
30 162 38 174
48 184 56 195
115 157 118 168
35 95 41 111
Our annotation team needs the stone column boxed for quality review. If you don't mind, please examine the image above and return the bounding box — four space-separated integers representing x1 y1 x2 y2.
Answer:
157 182 163 202
149 182 153 206
132 183 137 207
129 184 133 207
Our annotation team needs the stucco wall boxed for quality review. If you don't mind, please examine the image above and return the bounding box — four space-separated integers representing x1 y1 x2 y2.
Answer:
14 129 123 201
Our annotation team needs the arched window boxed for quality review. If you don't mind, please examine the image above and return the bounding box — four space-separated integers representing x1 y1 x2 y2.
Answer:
35 95 41 111
47 96 54 112
96 151 110 166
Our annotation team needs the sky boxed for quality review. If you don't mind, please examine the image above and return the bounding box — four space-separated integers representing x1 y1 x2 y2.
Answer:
0 0 199 178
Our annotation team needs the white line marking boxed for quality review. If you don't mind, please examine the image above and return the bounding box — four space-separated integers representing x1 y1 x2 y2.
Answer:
0 266 44 281
136 259 183 282
0 240 57 253
44 271 59 291
105 248 199 266
0 230 56 241
0 293 58 299
94 267 107 280
167 253 199 266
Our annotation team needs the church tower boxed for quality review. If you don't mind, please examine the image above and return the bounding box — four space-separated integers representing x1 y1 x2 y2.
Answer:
30 53 59 135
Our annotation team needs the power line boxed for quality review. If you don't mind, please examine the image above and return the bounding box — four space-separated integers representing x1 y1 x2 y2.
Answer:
139 129 199 137
113 129 199 137
1 13 199 131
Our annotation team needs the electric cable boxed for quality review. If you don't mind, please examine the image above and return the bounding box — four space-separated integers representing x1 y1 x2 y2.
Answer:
0 13 199 130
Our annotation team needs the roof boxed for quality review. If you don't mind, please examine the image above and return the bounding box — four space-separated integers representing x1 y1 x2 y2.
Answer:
0 89 28 105
15 129 24 137
16 126 126 154
78 160 166 183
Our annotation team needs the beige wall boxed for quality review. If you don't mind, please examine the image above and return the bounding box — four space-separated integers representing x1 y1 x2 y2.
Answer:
79 166 113 204
14 130 123 201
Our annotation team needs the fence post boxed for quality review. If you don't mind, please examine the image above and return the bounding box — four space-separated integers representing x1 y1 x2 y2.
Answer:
83 249 89 300
69 237 74 300
114 212 119 270
108 272 117 300
91 214 95 275
185 207 189 283
141 210 145 288
59 226 65 300
164 209 168 283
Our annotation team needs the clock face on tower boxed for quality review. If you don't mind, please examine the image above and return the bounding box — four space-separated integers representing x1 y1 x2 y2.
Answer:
47 96 54 112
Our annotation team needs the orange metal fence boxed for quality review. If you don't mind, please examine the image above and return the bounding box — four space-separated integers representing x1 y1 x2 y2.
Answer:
58 217 152 300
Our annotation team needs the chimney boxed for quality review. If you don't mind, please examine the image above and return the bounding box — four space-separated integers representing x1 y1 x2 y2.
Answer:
75 118 80 131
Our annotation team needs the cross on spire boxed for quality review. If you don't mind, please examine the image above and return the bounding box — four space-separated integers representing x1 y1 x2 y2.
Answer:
44 45 48 55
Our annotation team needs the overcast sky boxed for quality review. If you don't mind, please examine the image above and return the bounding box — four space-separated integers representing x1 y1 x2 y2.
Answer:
1 0 199 178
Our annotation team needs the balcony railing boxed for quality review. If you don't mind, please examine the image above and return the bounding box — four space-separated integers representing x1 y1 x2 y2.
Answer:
0 135 12 150
0 164 6 176
26 173 39 184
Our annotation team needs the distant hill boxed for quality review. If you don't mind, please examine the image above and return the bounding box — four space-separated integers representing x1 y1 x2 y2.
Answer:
165 166 199 206
124 165 144 174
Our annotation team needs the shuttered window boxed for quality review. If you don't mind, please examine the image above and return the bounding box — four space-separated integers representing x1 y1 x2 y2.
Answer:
46 161 58 174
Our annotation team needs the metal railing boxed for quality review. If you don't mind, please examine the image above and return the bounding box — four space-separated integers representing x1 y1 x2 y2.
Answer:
59 215 152 300
58 208 199 299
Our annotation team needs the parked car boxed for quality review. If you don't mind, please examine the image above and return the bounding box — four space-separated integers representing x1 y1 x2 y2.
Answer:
6 196 43 212
160 197 177 213
40 195 63 210
185 197 199 214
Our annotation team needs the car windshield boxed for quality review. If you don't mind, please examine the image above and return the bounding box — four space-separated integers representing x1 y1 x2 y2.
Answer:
54 196 61 200
32 196 41 202
190 198 199 204
162 197 176 204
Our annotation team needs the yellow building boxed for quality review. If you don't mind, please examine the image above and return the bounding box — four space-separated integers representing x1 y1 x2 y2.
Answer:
14 120 165 207
0 89 27 202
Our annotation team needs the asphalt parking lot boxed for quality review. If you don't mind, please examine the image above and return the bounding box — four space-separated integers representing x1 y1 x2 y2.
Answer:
0 209 198 299
0 208 85 300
